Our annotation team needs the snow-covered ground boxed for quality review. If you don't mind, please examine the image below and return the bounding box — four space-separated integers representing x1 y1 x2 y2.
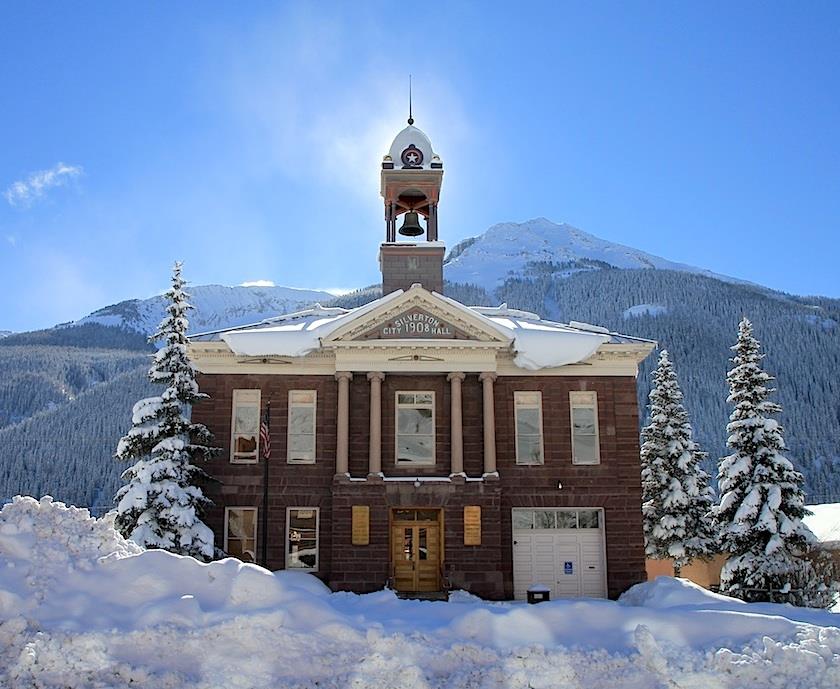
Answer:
1 497 839 688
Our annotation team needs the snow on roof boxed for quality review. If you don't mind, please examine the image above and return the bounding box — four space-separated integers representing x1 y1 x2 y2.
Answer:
387 124 439 170
208 288 638 370
218 290 405 358
189 303 351 341
804 503 840 547
435 294 612 369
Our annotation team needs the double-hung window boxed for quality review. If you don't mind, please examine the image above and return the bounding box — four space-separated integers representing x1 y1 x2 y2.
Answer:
396 392 435 465
224 507 257 562
287 390 316 463
231 389 260 463
286 507 319 570
570 391 600 464
514 391 544 465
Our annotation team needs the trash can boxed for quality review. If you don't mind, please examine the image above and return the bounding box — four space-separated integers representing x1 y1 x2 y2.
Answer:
527 585 551 604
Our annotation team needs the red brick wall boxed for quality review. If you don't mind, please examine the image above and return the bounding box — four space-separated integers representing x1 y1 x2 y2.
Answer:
330 479 504 598
195 373 337 577
193 371 646 598
492 376 646 598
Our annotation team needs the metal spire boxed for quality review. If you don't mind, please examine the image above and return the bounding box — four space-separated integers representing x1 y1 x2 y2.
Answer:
408 75 414 125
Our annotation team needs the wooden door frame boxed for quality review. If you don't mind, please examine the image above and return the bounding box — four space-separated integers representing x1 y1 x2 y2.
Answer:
389 507 445 592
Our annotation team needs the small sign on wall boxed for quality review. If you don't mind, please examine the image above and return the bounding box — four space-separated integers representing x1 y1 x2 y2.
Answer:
464 506 481 546
564 561 574 575
352 506 370 546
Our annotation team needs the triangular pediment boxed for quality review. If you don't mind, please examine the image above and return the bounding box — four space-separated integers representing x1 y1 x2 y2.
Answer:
323 287 512 345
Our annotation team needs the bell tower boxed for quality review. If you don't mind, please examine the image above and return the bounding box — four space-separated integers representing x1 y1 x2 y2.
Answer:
379 113 445 295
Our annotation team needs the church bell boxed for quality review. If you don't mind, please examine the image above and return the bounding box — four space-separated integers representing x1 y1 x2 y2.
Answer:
398 211 424 237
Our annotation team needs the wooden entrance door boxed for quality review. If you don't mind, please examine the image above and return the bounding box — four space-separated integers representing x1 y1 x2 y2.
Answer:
391 513 441 592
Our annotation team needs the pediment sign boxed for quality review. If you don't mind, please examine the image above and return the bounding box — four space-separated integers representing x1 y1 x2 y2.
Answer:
359 307 469 340
324 289 513 346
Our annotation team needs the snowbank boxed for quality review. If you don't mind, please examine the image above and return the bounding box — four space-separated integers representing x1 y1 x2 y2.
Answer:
0 496 337 632
618 575 742 609
2 496 839 688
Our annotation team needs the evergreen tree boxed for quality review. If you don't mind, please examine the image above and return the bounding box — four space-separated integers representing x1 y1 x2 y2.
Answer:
641 349 716 576
714 318 835 606
113 262 217 560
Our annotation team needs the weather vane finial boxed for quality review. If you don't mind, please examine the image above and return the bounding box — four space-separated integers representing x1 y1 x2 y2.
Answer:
408 75 414 125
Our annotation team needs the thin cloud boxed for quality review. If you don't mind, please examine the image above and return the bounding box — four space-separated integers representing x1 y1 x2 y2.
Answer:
240 279 275 287
216 9 471 206
4 162 83 207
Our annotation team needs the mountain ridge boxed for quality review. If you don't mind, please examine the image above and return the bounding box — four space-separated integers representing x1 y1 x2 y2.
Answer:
444 217 754 291
71 284 334 336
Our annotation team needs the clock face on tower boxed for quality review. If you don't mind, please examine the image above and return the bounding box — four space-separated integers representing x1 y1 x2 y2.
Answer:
401 144 424 168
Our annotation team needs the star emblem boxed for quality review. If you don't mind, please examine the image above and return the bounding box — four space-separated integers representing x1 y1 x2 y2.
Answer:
401 144 424 167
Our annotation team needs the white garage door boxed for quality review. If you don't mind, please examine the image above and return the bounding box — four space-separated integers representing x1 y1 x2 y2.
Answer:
512 508 607 600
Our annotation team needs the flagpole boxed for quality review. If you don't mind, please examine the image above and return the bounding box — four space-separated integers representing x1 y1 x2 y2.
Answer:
261 401 270 568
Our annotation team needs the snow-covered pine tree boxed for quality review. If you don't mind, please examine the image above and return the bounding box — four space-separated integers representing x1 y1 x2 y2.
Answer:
113 261 217 560
641 349 716 576
714 318 836 607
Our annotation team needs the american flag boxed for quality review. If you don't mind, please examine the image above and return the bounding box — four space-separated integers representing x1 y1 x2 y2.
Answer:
260 403 271 460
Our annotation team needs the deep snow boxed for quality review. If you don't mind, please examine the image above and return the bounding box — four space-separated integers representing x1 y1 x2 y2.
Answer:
1 496 839 688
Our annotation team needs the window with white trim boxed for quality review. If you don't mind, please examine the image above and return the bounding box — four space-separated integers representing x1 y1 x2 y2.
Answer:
287 390 316 463
286 507 319 570
514 391 544 465
570 391 600 465
231 389 260 463
224 507 257 562
395 392 435 465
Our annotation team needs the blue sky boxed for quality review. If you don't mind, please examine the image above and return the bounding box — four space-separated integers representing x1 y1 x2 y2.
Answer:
1 2 839 332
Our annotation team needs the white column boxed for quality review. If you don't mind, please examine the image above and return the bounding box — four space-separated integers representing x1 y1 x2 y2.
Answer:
447 372 465 476
367 372 385 476
479 372 497 475
335 372 352 476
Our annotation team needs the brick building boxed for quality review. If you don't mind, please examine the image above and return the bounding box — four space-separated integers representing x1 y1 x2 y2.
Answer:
189 120 654 600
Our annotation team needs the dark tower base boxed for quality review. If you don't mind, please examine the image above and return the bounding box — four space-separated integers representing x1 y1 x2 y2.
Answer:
380 243 445 295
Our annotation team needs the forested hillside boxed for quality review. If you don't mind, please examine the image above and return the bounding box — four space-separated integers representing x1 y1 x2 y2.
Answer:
0 364 155 509
0 344 151 429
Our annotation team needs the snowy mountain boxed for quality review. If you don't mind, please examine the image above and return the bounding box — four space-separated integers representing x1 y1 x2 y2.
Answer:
0 331 12 339
72 284 334 336
444 218 745 290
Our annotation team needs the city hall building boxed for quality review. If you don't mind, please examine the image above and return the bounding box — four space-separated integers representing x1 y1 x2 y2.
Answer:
189 120 654 600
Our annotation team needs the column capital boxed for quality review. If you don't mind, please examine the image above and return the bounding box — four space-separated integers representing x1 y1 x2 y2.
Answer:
479 371 497 383
366 371 385 382
335 371 353 382
446 371 466 383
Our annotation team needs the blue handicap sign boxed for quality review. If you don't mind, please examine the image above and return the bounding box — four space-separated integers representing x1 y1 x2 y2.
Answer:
564 561 574 575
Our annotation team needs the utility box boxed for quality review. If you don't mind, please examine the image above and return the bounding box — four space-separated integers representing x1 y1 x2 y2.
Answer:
527 585 551 604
